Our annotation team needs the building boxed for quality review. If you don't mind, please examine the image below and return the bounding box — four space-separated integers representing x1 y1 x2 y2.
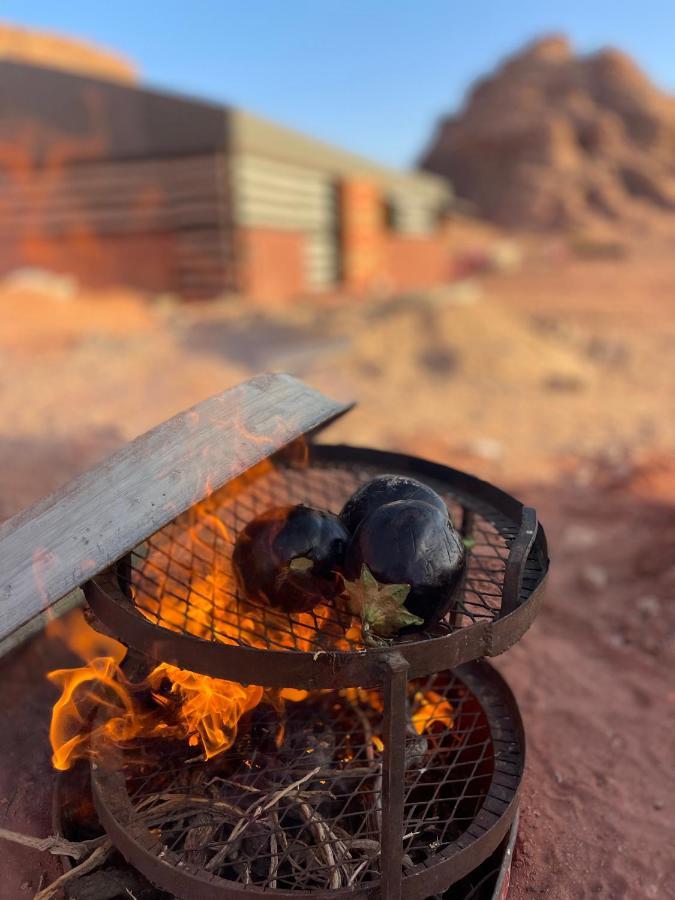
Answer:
0 55 453 300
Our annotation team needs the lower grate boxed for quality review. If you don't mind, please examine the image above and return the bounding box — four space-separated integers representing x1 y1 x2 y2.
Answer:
90 661 523 899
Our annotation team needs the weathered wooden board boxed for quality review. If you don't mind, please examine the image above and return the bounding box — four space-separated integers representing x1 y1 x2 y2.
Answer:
0 590 83 659
0 374 351 644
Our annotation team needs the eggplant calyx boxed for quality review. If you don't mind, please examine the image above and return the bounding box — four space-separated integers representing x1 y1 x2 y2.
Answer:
342 564 423 641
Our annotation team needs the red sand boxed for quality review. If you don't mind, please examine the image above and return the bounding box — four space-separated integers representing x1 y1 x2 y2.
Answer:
500 470 674 898
0 237 673 897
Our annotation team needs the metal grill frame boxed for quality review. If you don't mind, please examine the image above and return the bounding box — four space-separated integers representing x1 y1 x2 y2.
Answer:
90 660 524 900
84 444 548 692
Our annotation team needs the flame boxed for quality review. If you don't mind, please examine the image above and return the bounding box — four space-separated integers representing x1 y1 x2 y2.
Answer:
147 664 263 755
49 655 143 771
48 611 454 772
410 689 454 735
371 735 385 753
279 688 309 702
48 456 453 772
131 462 362 655
48 610 264 769
340 686 453 750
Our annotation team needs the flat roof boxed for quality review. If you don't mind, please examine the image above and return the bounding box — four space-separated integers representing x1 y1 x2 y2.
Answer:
230 109 451 200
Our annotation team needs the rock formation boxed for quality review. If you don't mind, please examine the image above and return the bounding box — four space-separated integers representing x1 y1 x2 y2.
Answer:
419 35 675 230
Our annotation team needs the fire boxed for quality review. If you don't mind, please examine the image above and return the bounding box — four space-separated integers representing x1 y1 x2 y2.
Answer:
147 664 263 754
49 655 142 771
131 460 363 655
411 689 454 735
48 610 453 772
48 609 265 769
340 686 453 748
279 687 309 702
47 458 453 772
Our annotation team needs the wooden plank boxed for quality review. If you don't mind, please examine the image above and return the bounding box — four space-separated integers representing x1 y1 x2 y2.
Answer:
0 589 83 660
0 374 352 644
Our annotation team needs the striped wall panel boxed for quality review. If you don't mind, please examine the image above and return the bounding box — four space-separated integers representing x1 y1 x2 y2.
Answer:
388 188 443 235
231 154 339 288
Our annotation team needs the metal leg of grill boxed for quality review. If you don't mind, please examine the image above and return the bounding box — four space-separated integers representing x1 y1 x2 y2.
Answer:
380 652 409 900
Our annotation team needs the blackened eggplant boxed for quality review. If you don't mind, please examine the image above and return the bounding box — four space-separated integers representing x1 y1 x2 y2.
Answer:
344 499 465 639
340 474 448 534
233 504 349 613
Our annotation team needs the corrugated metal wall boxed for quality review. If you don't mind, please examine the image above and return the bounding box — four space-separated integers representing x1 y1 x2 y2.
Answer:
231 154 339 289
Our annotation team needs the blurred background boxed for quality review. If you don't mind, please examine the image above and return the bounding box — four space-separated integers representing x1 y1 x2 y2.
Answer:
0 3 673 897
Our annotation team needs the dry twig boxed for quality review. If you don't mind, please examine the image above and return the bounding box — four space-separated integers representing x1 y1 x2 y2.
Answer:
33 840 114 900
204 766 321 872
0 827 105 861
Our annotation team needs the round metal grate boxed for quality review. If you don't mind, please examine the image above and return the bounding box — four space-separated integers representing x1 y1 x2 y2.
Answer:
91 661 524 900
85 445 548 688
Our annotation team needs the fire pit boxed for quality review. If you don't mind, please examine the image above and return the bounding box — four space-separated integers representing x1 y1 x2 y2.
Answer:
0 376 548 899
78 442 546 898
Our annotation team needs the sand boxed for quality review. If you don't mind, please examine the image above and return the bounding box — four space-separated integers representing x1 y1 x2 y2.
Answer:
0 235 673 897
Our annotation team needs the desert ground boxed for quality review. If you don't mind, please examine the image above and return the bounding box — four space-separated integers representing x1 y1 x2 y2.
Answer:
1 232 674 898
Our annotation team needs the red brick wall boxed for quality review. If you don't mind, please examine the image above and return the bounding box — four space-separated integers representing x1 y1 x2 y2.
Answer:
238 227 305 302
339 179 451 296
383 233 451 291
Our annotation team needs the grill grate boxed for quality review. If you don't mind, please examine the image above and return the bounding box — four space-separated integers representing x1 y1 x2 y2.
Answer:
85 447 540 897
111 458 533 656
91 663 522 895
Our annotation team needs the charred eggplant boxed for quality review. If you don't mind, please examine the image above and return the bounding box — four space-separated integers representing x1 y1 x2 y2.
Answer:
344 499 465 640
340 474 448 533
233 504 349 613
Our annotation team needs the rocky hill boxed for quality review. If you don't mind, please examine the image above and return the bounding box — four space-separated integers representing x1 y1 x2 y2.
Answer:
419 35 675 230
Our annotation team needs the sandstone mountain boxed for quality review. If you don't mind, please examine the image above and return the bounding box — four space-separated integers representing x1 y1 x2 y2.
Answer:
419 35 675 230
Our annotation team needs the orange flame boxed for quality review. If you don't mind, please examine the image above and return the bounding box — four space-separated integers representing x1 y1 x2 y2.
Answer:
48 610 264 769
410 689 454 735
48 611 453 771
48 452 452 771
131 462 363 655
147 664 263 754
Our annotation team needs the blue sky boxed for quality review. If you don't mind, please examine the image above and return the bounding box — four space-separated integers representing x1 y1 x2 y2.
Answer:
4 1 675 167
